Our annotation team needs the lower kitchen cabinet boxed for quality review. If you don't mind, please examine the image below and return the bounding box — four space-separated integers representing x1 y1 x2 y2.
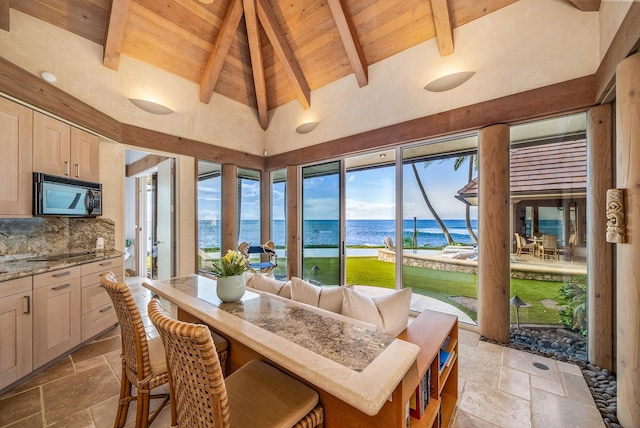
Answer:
0 277 32 390
81 257 122 341
33 266 81 369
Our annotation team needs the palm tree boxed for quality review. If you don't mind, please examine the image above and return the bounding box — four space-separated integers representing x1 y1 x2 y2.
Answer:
453 154 478 243
411 163 454 245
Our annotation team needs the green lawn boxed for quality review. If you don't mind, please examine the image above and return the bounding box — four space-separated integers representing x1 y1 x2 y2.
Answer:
295 256 570 325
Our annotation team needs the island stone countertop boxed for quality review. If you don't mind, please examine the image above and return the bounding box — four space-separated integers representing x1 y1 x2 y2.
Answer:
0 250 124 282
143 274 420 417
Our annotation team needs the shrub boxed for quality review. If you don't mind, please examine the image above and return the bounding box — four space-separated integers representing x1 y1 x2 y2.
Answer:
558 276 587 335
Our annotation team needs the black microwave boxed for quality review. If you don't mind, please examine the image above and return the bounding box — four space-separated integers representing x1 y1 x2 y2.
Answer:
33 173 102 217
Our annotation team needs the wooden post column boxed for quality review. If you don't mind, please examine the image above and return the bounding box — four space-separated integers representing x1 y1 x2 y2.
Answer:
286 165 299 279
478 124 511 343
615 52 640 428
221 164 238 254
587 103 614 370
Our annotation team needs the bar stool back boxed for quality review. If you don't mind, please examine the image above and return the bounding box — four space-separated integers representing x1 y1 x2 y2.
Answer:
147 298 324 428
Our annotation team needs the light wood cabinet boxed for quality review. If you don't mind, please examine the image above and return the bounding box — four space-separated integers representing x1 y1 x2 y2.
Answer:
0 97 33 217
33 112 99 182
33 266 81 369
81 257 122 341
0 277 33 390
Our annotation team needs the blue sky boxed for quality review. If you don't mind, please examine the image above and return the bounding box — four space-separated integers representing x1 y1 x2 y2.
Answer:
198 157 478 221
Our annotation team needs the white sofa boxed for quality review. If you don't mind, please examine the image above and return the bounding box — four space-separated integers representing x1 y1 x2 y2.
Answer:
244 273 411 337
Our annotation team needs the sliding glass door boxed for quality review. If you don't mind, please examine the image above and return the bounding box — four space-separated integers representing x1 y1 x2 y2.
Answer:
301 161 342 285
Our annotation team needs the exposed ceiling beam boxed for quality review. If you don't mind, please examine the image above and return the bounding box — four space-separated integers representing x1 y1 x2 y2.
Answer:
568 0 601 12
103 0 130 70
243 0 268 129
126 154 169 177
199 0 243 104
256 0 310 109
431 0 454 56
0 0 9 32
327 0 368 87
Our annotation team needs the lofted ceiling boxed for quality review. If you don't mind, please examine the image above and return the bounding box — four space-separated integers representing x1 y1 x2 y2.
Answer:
4 0 596 129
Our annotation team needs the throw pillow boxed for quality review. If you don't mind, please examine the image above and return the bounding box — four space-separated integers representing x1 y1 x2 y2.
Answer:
318 286 344 314
342 287 411 337
252 273 286 295
291 277 321 306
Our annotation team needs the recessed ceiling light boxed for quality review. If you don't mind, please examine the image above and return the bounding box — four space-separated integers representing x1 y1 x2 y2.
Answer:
40 71 57 83
198 0 214 3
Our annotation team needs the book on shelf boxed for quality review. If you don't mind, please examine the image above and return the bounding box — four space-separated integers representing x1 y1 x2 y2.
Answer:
409 367 432 419
439 349 450 372
441 335 451 351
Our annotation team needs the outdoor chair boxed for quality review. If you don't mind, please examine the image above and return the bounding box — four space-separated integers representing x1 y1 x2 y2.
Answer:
514 232 535 257
538 234 559 261
100 272 174 428
557 232 576 261
238 241 277 274
147 298 324 428
198 248 216 271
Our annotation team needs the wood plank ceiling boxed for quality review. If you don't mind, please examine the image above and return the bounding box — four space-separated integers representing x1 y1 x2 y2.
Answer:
8 0 593 130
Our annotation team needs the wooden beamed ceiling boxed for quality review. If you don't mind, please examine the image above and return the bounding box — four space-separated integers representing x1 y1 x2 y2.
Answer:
7 0 519 129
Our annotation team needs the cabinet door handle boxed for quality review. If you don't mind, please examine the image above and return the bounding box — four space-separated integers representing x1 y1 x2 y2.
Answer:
99 261 113 267
52 283 71 291
99 305 113 313
23 296 30 314
64 161 70 176
52 271 71 278
75 163 80 178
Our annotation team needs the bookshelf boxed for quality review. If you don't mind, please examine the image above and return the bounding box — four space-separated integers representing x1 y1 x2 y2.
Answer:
398 309 458 428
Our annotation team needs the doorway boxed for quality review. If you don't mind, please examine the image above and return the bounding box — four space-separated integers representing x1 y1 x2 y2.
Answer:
124 150 176 280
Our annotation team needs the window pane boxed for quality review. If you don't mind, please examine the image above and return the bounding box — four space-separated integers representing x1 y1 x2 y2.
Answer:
237 168 261 246
197 160 222 272
509 112 588 361
402 136 479 325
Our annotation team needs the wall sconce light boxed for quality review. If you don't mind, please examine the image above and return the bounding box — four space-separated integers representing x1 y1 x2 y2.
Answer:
295 121 319 134
424 71 476 92
129 98 173 115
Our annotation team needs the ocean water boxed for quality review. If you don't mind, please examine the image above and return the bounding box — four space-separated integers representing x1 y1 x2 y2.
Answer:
198 219 486 249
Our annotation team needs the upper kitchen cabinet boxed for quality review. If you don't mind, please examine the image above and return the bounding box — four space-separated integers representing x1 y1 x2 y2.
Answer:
0 97 33 218
33 112 99 182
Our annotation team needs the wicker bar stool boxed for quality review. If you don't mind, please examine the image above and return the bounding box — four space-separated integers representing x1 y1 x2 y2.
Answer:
100 272 174 428
147 298 324 428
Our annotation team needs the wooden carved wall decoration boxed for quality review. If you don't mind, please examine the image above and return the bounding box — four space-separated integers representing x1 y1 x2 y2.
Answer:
605 188 625 243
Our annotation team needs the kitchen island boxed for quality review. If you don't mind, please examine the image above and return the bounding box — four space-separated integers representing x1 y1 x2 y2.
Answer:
143 275 459 427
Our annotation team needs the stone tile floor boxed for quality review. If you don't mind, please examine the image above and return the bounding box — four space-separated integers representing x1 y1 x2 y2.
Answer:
0 278 605 428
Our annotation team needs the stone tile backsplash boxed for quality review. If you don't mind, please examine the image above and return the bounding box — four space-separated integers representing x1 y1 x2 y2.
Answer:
0 217 115 259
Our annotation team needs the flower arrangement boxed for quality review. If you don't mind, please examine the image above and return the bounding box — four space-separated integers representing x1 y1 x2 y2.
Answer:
211 249 249 278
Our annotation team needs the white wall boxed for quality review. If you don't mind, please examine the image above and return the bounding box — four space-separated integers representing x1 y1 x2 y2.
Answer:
99 139 125 251
265 0 599 155
0 9 265 157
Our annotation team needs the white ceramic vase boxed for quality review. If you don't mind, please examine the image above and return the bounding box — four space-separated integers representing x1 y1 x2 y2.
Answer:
216 275 246 302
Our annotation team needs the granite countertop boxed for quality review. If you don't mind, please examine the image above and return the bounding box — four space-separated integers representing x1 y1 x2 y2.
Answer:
143 274 420 417
0 250 124 282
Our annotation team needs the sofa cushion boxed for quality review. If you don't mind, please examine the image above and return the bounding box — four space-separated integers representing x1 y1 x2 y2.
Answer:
342 287 411 337
318 286 343 313
252 273 286 295
291 277 321 306
291 278 344 314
